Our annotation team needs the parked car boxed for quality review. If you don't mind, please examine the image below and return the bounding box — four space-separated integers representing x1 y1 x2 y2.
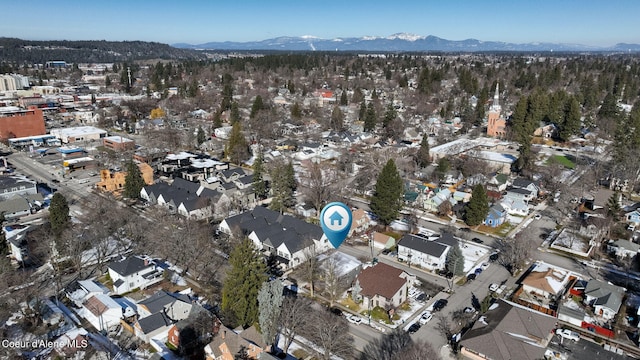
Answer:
463 307 476 314
481 262 490 270
466 273 477 282
471 237 484 244
407 323 421 334
419 311 433 325
329 307 343 317
489 252 499 262
346 314 362 325
474 268 483 275
555 328 580 342
433 299 448 311
489 283 499 292
416 293 428 302
534 213 542 220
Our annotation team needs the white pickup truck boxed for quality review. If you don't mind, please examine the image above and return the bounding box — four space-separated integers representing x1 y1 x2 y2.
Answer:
556 328 580 342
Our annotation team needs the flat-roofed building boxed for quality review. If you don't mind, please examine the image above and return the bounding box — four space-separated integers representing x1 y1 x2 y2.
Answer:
103 135 135 151
50 126 107 143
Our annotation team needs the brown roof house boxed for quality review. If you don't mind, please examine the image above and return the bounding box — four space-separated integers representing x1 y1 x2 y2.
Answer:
352 262 415 312
349 208 370 236
521 261 572 300
204 323 267 360
371 231 396 250
459 299 556 360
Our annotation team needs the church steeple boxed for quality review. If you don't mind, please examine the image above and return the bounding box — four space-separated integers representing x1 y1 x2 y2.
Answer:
493 82 500 108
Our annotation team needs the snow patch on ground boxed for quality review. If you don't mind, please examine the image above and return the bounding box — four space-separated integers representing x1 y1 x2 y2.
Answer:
460 243 490 273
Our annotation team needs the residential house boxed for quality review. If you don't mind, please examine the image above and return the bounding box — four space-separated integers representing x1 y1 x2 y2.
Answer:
372 232 396 250
511 178 541 198
625 210 640 226
521 262 572 300
487 173 509 192
135 291 194 343
78 293 124 332
353 263 415 311
349 208 370 236
66 279 111 307
141 177 229 219
423 188 456 213
607 239 640 259
459 299 556 360
204 323 267 360
504 187 535 203
0 193 44 220
584 279 625 321
397 234 450 271
166 305 215 353
533 123 558 138
107 256 164 295
0 176 37 201
219 206 330 269
500 197 529 216
484 204 507 228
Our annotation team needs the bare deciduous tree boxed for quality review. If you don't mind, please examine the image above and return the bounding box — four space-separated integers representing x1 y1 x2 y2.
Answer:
302 161 336 213
496 233 536 275
302 309 353 360
321 257 348 307
279 296 311 354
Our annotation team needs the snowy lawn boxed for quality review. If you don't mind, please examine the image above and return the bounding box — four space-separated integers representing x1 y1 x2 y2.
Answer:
460 243 490 273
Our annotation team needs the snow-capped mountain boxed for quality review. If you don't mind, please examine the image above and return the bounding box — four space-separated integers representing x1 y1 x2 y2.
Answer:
173 34 640 52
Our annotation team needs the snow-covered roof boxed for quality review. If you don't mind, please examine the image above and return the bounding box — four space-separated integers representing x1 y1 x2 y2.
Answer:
166 151 196 161
190 158 225 168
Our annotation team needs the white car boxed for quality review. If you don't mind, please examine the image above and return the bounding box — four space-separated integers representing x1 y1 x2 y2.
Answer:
346 314 362 325
555 328 580 342
489 283 500 292
534 213 542 220
419 311 433 325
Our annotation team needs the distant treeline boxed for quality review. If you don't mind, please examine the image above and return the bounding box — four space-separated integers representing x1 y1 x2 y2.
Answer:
0 38 206 64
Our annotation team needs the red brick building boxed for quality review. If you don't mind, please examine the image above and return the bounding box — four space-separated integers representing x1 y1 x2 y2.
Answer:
103 136 135 151
0 108 46 140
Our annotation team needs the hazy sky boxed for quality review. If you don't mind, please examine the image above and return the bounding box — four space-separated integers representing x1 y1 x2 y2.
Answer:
3 0 638 47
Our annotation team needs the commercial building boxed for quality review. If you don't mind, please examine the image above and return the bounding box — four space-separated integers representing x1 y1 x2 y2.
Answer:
103 135 135 151
50 126 107 143
0 107 46 140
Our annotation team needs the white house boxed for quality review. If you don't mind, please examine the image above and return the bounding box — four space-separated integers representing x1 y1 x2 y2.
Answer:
500 197 529 216
607 239 640 259
107 256 164 295
397 234 450 271
78 293 123 332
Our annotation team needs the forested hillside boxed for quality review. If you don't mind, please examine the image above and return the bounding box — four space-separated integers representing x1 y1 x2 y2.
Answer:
0 38 205 63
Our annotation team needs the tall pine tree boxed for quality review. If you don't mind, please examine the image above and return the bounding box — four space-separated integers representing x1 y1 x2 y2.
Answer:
370 159 404 226
465 185 490 226
364 102 377 132
221 238 268 328
123 160 145 199
226 122 249 165
416 134 431 168
49 192 70 237
253 153 267 200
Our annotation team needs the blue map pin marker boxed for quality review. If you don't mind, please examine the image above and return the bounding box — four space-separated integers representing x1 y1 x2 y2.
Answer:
320 202 352 249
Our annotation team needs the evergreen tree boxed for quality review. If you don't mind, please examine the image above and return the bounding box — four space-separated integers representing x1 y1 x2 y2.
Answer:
229 101 240 124
465 185 490 226
250 95 264 119
358 101 367 122
364 102 377 132
269 161 296 212
416 134 431 168
383 103 396 128
253 153 268 200
123 160 145 199
339 91 348 106
104 75 111 87
258 280 284 348
606 191 621 221
225 122 249 165
330 106 344 130
221 238 268 328
49 192 70 237
291 102 302 119
196 126 206 146
370 159 404 226
446 243 465 276
558 97 581 142
213 109 223 129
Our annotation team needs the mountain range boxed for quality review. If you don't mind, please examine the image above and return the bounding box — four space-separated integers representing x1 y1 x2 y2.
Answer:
174 33 640 52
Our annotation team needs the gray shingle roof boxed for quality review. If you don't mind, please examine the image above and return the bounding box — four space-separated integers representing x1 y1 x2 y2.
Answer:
398 234 447 257
108 256 152 277
137 312 172 334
